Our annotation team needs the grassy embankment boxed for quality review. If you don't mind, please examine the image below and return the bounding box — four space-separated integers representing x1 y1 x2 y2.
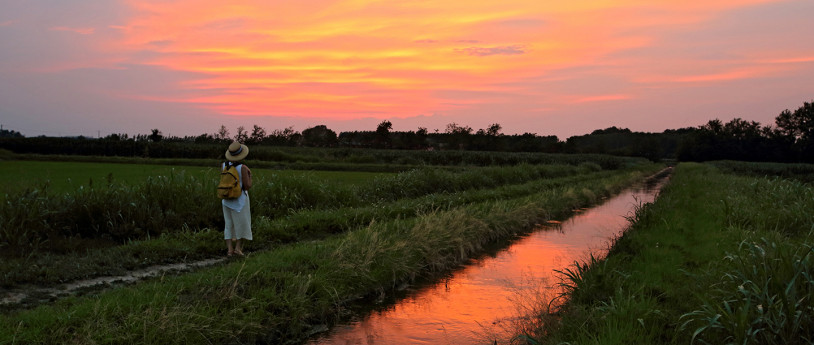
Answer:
0 163 661 344
0 159 645 288
527 163 814 344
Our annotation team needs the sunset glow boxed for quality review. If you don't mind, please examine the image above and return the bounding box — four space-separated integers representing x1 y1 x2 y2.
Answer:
1 0 812 137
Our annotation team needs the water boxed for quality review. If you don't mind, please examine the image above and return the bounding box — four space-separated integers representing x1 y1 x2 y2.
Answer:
311 173 669 345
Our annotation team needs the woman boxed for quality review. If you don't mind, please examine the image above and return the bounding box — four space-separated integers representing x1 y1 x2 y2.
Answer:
222 141 252 256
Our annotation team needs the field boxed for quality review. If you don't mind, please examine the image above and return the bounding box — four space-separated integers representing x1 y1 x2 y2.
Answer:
526 162 814 344
0 151 659 344
5 154 811 344
0 160 389 196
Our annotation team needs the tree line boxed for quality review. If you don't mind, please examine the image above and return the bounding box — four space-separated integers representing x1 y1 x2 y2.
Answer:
2 100 812 163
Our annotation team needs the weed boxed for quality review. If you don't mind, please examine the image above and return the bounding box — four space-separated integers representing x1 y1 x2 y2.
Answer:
680 237 814 344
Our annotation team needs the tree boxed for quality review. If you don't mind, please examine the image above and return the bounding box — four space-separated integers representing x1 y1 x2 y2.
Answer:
248 124 267 144
268 126 298 146
301 125 337 147
445 122 472 135
149 129 163 142
444 122 473 150
376 120 392 135
775 101 814 142
375 120 392 148
775 100 814 161
486 123 502 136
0 128 24 138
234 126 248 143
215 125 230 141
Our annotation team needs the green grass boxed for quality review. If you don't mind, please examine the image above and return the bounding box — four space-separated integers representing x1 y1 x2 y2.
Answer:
0 162 609 260
0 163 658 344
0 160 390 195
528 163 814 344
0 164 651 288
709 160 814 183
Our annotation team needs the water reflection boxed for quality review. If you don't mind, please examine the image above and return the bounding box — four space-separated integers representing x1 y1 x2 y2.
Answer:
312 175 668 345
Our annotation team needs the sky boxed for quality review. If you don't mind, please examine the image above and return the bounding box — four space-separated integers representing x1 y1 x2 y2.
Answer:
1 0 812 139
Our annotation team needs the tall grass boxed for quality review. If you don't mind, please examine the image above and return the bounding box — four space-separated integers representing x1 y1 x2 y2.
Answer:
0 163 601 258
0 166 644 288
0 171 216 257
0 164 651 344
531 163 814 344
680 236 814 344
710 160 814 183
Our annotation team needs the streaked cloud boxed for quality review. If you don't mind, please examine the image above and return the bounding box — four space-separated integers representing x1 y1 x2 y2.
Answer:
574 94 634 103
50 26 96 35
456 45 526 56
1 0 813 138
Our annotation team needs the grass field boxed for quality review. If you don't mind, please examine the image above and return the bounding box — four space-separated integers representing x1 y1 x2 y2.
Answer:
527 163 814 344
0 159 661 344
0 160 390 195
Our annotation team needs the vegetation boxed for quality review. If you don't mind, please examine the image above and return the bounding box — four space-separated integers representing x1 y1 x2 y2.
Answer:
0 159 650 288
0 161 660 344
0 160 387 195
526 163 814 344
2 99 811 162
708 160 814 183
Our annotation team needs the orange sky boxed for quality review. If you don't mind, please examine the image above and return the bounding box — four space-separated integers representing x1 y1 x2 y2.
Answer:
1 0 812 137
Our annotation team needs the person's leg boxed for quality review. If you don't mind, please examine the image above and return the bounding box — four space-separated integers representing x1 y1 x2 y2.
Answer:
234 239 244 256
223 204 236 256
233 199 251 256
225 240 234 256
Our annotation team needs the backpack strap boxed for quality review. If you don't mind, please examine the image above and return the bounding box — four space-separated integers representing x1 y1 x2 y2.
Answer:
223 161 243 170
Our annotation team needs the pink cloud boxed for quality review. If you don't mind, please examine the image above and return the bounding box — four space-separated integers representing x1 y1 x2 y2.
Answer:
455 45 526 56
51 26 96 35
573 94 634 103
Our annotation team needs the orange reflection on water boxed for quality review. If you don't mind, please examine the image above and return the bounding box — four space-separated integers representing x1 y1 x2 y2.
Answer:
313 181 664 345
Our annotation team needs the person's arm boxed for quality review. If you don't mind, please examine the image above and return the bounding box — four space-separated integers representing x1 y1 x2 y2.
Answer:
242 165 253 190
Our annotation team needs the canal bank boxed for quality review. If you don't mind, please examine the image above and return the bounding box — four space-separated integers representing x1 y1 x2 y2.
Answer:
310 171 670 344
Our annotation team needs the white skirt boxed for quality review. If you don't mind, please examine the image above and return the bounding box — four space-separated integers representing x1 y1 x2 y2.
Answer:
223 195 252 240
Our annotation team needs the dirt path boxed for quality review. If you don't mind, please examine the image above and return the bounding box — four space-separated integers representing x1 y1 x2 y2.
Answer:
1 258 225 310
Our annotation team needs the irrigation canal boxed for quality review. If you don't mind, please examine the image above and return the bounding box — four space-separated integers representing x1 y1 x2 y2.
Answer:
310 171 670 345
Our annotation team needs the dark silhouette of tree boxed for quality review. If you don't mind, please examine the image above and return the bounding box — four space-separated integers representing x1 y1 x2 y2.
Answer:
149 129 163 142
375 120 392 148
0 128 24 138
234 126 248 143
775 100 814 161
248 124 267 144
265 126 299 146
445 122 473 135
301 125 337 147
486 123 502 136
444 122 473 149
215 125 230 141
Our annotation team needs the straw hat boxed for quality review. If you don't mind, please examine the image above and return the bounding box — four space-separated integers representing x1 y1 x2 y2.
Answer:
225 142 249 161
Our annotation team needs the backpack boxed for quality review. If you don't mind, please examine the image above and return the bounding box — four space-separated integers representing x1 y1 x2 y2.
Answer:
217 162 242 199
